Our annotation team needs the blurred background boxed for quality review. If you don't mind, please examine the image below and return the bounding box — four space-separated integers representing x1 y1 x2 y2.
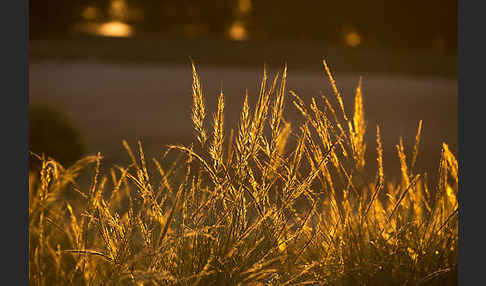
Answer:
29 0 457 182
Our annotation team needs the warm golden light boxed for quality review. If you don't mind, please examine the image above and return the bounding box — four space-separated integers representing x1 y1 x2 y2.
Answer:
81 6 99 21
109 0 129 20
72 21 135 38
228 21 248 41
74 0 141 38
238 0 252 14
97 21 134 37
345 31 361 47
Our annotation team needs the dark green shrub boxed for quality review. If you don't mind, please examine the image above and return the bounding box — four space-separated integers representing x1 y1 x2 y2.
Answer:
29 102 85 169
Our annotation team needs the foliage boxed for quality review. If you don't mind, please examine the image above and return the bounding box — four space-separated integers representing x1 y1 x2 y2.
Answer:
29 102 85 170
29 62 458 285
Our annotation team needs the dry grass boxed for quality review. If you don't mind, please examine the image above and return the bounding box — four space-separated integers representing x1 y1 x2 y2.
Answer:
29 61 458 285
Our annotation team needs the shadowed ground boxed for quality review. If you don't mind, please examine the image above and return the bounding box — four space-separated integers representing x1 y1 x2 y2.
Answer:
29 60 457 183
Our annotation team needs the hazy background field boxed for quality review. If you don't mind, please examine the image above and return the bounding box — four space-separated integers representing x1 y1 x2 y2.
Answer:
29 0 457 182
30 39 457 184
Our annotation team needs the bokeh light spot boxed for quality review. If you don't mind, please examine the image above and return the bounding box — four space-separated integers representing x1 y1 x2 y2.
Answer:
97 21 134 37
228 21 248 41
81 6 99 21
345 32 361 47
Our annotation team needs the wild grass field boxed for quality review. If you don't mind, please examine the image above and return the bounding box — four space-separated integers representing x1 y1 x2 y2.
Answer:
29 61 458 285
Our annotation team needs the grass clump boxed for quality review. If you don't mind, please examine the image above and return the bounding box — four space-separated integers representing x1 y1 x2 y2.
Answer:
29 61 458 285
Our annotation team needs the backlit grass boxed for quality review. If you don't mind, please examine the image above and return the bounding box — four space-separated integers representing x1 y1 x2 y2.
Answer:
29 61 458 285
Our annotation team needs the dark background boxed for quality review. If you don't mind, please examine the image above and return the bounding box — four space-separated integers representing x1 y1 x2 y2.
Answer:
30 0 457 52
28 0 458 184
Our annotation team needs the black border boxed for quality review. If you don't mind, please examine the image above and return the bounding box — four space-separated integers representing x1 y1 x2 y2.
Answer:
457 0 463 283
458 0 482 285
2 0 29 284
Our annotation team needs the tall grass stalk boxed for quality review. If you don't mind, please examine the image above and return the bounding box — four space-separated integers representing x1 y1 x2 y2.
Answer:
29 61 458 285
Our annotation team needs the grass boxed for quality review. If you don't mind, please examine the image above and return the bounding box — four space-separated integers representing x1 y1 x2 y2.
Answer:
29 61 458 285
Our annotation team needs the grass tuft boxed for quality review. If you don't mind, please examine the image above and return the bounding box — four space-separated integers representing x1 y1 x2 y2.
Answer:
29 61 458 285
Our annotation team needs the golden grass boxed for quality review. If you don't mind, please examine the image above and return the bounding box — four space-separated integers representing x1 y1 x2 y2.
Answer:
29 61 458 285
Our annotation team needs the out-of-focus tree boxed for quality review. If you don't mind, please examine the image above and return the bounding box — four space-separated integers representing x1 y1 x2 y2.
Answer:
29 102 85 170
29 0 109 39
356 0 457 50
30 0 456 50
249 1 338 41
132 0 235 38
248 0 457 50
